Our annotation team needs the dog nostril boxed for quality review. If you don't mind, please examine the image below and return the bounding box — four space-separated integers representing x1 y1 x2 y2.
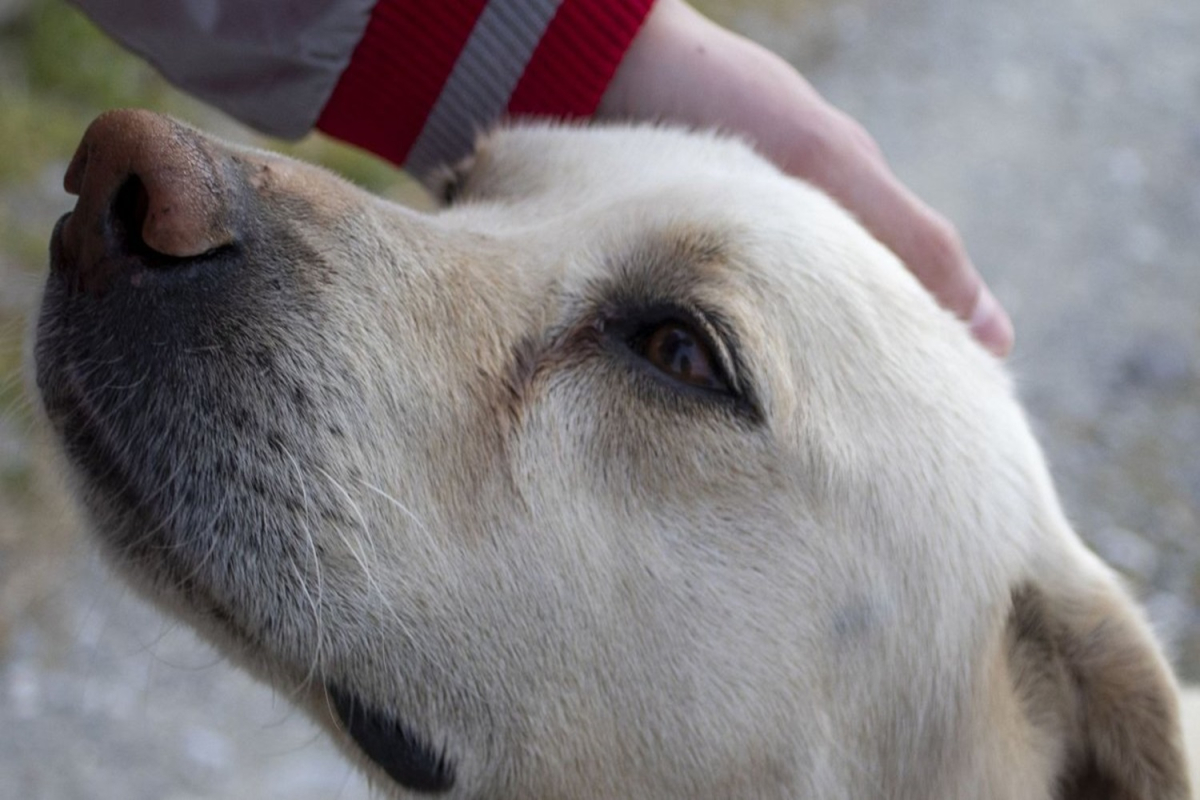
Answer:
112 176 152 255
57 110 240 282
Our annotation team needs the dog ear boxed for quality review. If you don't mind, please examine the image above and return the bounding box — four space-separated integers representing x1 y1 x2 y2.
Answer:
426 154 477 206
1005 554 1190 799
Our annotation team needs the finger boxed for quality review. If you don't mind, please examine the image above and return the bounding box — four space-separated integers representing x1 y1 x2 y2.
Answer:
865 172 1014 358
967 283 1014 358
779 110 1014 357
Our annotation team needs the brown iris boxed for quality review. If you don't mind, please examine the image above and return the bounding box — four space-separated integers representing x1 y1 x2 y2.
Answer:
641 323 724 390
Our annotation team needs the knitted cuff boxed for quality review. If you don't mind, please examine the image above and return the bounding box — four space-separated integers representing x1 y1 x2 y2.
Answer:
316 0 656 175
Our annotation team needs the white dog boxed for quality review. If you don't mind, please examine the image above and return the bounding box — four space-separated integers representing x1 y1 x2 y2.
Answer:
33 109 1189 799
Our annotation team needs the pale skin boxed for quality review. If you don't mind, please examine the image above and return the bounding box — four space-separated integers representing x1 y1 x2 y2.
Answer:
599 0 1015 357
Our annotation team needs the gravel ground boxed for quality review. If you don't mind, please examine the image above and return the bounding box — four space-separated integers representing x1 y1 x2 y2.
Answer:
771 0 1200 666
2 0 1198 796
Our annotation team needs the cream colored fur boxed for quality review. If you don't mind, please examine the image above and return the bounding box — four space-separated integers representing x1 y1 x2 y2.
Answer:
1183 689 1200 791
36 118 1191 799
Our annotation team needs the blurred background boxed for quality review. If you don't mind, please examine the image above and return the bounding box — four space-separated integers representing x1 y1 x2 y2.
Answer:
1 0 1197 796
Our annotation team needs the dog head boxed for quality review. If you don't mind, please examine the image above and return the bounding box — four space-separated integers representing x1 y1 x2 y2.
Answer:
34 109 1188 799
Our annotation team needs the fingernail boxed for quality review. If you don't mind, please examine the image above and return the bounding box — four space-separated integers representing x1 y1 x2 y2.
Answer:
968 285 1015 358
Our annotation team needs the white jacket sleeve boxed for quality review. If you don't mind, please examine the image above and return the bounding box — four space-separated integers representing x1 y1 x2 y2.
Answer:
69 0 375 138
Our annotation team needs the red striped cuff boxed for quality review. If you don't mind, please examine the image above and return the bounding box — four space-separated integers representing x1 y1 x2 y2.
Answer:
316 0 489 166
507 0 653 118
316 0 656 169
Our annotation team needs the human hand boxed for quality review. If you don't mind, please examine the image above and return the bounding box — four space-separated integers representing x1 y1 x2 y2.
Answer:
598 0 1014 357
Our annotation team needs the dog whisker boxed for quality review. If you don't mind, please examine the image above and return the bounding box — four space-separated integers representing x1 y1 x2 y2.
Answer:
281 444 328 697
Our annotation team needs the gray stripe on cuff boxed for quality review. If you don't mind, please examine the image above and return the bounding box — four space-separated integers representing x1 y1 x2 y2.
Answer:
406 0 563 177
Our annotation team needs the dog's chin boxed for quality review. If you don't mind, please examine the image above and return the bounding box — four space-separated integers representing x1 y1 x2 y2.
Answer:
326 684 456 794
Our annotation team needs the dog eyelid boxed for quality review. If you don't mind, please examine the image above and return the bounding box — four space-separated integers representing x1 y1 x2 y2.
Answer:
687 310 742 394
610 302 745 397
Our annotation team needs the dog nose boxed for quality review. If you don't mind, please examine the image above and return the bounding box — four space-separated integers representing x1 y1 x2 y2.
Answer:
57 109 238 291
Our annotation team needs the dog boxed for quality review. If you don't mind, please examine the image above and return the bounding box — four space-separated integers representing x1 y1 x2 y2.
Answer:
33 109 1190 799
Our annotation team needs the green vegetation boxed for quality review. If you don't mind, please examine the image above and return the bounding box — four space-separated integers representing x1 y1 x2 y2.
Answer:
0 1 412 231
22 1 178 110
0 2 176 186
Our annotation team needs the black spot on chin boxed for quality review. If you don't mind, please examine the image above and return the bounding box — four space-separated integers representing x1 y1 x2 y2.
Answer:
327 684 455 793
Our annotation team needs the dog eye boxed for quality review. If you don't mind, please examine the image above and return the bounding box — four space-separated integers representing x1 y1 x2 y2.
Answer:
638 323 727 391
